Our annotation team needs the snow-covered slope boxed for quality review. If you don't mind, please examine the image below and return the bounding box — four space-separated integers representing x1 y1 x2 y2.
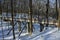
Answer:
19 27 59 40
0 23 60 40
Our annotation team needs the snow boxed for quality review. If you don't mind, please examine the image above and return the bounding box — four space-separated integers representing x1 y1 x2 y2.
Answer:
41 28 58 36
22 27 59 40
18 27 60 40
0 23 60 40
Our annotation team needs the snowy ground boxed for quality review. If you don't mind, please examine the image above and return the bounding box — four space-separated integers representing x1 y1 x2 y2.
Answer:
0 23 60 40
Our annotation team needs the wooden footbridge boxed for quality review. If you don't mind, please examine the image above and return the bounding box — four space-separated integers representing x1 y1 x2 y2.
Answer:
0 16 58 26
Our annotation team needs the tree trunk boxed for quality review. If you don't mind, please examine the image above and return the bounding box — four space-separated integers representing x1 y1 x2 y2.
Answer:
58 0 60 28
56 0 58 20
0 1 4 40
0 1 2 15
46 0 49 28
28 0 33 34
11 0 15 39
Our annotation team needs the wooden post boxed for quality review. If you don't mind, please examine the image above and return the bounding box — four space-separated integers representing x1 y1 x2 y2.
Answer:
27 22 30 33
28 0 33 34
18 22 21 32
11 0 15 39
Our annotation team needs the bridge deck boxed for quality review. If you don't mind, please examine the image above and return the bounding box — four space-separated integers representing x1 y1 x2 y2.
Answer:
0 17 58 25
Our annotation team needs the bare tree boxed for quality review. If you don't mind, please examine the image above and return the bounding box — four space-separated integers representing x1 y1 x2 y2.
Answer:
46 0 49 28
0 1 4 40
56 0 58 20
28 0 33 34
58 0 60 28
11 0 15 39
